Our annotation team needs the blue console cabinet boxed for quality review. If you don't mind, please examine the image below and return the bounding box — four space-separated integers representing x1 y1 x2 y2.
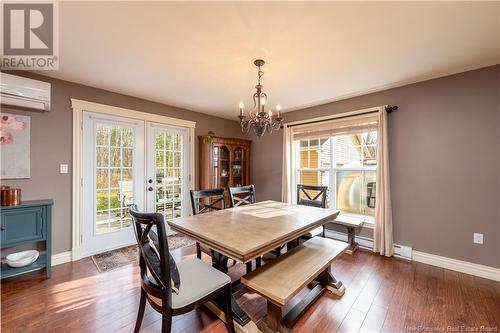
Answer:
1 199 53 279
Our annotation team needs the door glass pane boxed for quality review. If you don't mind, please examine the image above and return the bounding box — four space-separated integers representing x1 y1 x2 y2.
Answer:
123 148 133 167
154 131 183 222
96 147 109 167
95 123 135 234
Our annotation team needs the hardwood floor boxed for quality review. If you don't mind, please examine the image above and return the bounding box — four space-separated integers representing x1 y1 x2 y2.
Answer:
1 246 499 333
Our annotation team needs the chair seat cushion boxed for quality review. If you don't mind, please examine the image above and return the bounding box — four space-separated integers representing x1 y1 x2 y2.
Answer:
148 258 231 309
305 226 324 237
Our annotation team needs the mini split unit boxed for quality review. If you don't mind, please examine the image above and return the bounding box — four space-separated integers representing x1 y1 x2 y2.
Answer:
1 73 51 111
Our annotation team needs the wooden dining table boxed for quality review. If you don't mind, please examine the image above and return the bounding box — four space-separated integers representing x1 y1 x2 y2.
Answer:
168 200 343 332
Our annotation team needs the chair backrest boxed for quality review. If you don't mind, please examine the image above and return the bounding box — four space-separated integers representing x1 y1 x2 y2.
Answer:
297 184 328 208
129 205 172 305
228 185 256 207
189 188 226 215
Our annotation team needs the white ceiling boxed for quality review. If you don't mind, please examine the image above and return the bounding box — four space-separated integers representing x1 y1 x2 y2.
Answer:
42 2 499 119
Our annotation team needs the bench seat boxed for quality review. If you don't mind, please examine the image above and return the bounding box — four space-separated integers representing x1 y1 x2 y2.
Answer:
240 237 348 332
332 214 364 254
241 237 347 306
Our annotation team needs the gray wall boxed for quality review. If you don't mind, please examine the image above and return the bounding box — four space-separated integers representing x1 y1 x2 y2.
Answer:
1 71 245 254
252 65 500 268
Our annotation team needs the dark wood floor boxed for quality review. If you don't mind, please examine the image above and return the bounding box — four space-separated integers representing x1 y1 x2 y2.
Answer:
2 245 499 333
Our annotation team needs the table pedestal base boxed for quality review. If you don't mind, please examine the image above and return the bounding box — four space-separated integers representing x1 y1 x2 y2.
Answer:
325 268 346 297
205 301 261 333
210 251 252 328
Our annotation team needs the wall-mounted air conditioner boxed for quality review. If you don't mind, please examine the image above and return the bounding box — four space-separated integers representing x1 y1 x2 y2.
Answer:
0 73 51 111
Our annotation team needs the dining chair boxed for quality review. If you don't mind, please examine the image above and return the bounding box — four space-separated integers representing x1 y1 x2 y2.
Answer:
228 185 263 273
189 188 237 272
297 184 328 238
129 205 235 333
189 188 226 260
228 184 256 207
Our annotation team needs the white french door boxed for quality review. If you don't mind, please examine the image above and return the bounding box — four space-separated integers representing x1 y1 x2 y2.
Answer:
81 113 190 256
146 123 190 235
82 112 145 256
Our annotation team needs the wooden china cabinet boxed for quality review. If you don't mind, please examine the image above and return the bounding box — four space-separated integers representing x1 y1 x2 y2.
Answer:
199 136 252 202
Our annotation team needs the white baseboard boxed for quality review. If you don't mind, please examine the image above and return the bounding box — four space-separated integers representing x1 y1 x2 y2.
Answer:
51 251 72 266
325 229 500 282
412 251 500 282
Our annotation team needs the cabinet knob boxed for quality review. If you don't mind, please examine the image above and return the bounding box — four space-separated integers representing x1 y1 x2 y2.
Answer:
0 226 5 231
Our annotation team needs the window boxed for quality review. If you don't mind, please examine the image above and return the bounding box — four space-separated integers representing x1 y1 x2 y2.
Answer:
294 130 377 217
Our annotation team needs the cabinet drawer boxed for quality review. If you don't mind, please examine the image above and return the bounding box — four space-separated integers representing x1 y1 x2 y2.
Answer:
1 207 45 246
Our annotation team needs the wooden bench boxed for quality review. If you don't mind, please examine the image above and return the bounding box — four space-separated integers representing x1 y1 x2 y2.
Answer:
332 215 364 254
241 237 348 333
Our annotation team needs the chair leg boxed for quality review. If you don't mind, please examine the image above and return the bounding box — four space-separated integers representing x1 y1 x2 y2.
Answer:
161 313 172 333
275 247 281 257
246 261 252 274
196 242 201 259
223 285 236 333
322 226 326 237
134 289 147 333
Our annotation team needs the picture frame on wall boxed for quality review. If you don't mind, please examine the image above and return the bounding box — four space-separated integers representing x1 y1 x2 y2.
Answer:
0 113 31 179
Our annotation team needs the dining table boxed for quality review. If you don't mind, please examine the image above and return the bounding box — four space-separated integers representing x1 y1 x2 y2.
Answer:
168 200 343 333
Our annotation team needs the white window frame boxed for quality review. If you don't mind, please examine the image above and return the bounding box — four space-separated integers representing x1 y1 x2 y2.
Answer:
293 133 377 223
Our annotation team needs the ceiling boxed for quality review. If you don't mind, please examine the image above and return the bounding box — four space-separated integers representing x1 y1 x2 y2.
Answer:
41 2 499 119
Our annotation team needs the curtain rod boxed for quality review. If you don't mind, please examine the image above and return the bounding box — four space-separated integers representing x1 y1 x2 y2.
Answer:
287 105 398 128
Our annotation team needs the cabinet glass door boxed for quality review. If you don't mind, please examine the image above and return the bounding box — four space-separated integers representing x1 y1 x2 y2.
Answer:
219 145 230 189
232 147 244 187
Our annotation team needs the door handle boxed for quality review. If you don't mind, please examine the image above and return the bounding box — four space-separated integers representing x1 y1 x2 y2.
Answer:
148 187 154 192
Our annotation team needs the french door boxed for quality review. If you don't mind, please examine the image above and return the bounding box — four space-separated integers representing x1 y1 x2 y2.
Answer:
81 112 190 256
146 123 190 235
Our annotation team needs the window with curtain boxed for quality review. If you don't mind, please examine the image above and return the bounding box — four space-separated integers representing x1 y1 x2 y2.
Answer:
292 114 378 218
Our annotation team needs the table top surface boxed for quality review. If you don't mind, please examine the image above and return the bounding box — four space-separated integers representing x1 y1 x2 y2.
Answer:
168 200 339 263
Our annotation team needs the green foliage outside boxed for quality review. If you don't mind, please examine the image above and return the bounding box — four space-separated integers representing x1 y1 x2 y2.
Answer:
96 191 121 211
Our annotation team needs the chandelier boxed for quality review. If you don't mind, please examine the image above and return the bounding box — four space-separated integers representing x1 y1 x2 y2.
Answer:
238 59 284 137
